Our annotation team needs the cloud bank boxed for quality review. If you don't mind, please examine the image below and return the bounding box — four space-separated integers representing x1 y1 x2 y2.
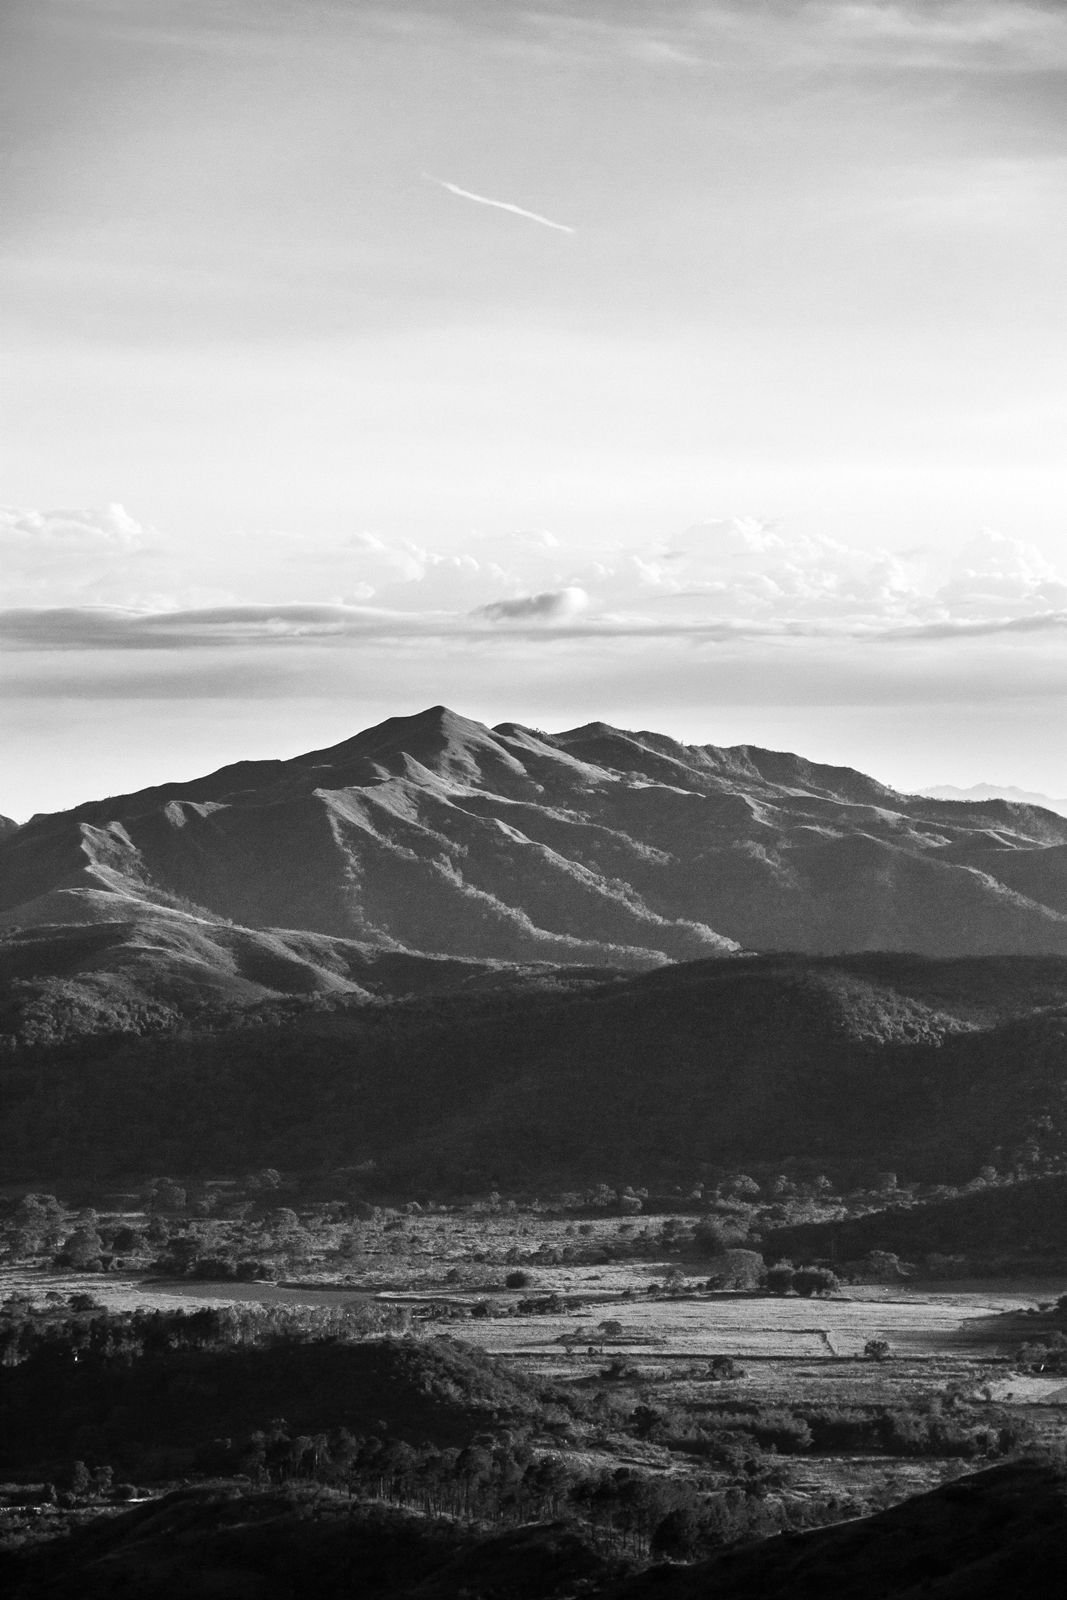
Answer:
3 505 1066 654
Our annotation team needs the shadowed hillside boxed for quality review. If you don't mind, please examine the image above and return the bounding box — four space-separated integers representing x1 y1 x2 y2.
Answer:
5 706 1067 968
606 1459 1067 1600
5 952 1066 1188
765 1171 1067 1264
4 1460 1065 1600
2 1490 628 1600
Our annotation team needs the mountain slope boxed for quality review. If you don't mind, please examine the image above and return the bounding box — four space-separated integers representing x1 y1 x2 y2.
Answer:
0 902 607 1048
5 707 1067 967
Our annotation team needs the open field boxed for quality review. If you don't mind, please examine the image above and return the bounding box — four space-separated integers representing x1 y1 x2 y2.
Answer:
5 1251 1066 1555
5 1262 1062 1378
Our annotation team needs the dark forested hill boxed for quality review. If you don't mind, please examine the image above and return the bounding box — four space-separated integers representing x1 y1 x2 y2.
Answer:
606 1459 1067 1600
5 1458 1065 1600
5 952 1067 1190
5 705 1067 969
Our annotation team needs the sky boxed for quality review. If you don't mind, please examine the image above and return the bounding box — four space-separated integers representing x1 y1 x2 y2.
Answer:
2 0 1066 818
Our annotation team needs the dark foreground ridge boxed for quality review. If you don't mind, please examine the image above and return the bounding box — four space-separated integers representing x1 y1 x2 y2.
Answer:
606 1458 1067 1600
5 705 1067 975
5 1461 1066 1599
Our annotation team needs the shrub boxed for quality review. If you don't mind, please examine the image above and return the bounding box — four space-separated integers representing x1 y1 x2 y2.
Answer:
793 1266 838 1298
704 1248 765 1291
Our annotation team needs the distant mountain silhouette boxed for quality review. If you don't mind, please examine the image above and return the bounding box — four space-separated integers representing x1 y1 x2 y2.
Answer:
5 707 1067 973
921 782 1067 818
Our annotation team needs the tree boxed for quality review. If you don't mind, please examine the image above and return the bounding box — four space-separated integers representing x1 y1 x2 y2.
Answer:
10 1194 67 1255
793 1266 838 1298
721 1172 761 1200
651 1506 703 1559
58 1224 105 1269
705 1249 765 1292
692 1218 730 1256
146 1179 186 1212
247 1168 282 1192
864 1338 891 1362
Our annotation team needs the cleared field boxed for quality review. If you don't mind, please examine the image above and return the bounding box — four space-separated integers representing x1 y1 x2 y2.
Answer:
3 1264 1056 1369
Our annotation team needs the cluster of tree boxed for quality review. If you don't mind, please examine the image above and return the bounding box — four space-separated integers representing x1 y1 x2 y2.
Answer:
626 1394 1026 1464
188 1418 852 1561
763 1263 839 1296
1015 1332 1067 1374
0 1298 404 1372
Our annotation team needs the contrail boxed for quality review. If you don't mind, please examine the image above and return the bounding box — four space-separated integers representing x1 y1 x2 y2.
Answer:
425 174 575 234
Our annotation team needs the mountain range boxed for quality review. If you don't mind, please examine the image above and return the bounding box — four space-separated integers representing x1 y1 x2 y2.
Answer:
921 783 1067 818
4 708 1067 1010
5 705 1067 1198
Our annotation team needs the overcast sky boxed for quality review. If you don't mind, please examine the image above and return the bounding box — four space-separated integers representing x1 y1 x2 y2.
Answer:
3 0 1066 818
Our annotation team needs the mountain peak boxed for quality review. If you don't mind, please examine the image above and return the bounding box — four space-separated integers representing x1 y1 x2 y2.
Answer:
5 707 1067 965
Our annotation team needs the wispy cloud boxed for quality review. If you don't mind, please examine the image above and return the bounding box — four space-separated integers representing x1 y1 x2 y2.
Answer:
425 174 575 234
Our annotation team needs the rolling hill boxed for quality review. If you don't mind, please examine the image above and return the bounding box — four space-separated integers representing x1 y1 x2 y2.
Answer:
6 951 1067 1189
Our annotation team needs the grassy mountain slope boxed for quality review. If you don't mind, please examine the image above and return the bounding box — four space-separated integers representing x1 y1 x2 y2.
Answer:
5 707 1067 967
0 903 607 1047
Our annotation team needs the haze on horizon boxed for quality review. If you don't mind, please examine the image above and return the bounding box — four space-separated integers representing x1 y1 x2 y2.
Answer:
2 0 1066 819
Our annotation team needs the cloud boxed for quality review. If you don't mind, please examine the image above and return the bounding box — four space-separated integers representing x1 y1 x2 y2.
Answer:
426 175 575 234
888 610 1067 641
810 1 1067 69
520 2 1067 75
3 505 1065 659
0 504 166 606
0 603 433 652
477 587 589 623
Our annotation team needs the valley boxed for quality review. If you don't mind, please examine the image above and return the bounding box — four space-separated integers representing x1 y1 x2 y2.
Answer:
4 708 1067 1596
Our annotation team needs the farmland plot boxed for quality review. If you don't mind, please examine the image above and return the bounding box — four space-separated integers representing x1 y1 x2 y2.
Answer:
458 1284 1053 1366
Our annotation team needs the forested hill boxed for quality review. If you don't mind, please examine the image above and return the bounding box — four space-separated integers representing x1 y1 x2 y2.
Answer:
5 705 1067 968
5 951 1067 1191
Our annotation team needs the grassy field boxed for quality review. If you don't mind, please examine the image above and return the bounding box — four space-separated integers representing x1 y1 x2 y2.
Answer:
3 1256 1060 1373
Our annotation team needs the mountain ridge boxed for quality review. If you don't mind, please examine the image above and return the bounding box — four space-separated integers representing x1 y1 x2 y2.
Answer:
5 706 1067 977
